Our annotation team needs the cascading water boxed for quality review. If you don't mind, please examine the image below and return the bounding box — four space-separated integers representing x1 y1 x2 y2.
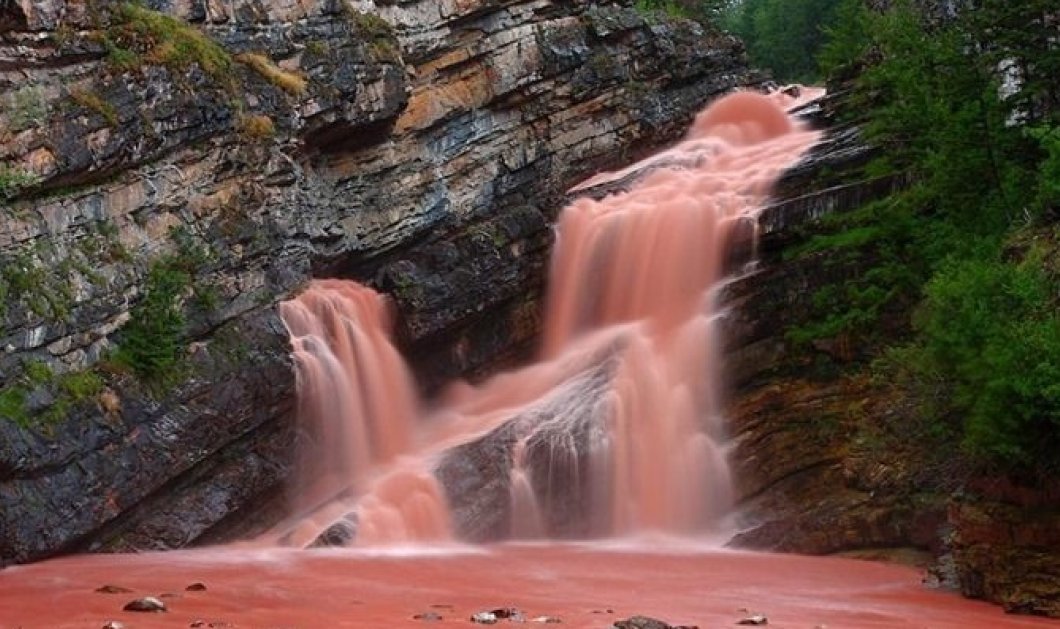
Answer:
272 90 823 547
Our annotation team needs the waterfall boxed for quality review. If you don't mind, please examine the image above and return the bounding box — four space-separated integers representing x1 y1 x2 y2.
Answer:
271 90 822 546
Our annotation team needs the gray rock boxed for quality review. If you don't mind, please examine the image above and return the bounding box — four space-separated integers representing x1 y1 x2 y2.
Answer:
613 617 686 629
471 611 499 624
122 596 168 612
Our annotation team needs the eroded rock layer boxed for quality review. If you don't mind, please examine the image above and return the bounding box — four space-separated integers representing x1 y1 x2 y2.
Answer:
0 0 762 563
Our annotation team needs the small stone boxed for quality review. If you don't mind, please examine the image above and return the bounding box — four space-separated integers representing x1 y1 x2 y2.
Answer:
123 596 168 612
102 622 125 629
430 603 454 609
531 617 562 624
186 582 208 592
95 585 133 594
413 611 443 622
159 592 182 599
190 621 206 628
613 617 670 629
471 611 498 624
491 607 524 620
737 615 768 626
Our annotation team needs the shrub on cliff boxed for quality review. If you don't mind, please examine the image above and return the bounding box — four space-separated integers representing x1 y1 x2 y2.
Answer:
911 257 1060 475
789 0 1060 478
113 260 189 383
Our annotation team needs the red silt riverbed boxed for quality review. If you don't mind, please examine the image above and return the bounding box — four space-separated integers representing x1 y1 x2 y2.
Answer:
2 542 1056 628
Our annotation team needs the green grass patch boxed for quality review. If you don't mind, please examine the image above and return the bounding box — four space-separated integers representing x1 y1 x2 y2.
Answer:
69 88 119 126
104 3 233 85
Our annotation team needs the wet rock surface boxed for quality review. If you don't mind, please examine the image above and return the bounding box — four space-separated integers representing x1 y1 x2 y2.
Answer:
0 0 763 564
435 353 615 541
122 595 167 612
612 616 698 629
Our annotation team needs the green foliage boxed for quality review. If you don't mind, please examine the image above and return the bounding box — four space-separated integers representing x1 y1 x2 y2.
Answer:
0 248 75 321
24 360 54 385
817 0 871 77
725 0 850 83
788 0 1060 476
113 258 190 383
0 386 29 426
304 40 330 56
964 0 1060 127
1030 126 1060 215
6 85 47 132
341 7 400 61
0 359 105 428
113 227 219 384
105 3 233 83
634 0 734 22
899 258 1060 474
0 164 41 201
634 0 692 19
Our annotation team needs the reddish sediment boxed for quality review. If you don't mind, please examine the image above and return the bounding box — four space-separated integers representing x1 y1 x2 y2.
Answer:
1 544 1053 628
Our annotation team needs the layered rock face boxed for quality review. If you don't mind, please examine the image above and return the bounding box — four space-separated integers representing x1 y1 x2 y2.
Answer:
722 93 1060 617
0 0 762 563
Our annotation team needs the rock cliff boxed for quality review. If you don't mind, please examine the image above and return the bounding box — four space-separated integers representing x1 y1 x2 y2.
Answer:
0 0 764 563
722 91 1060 618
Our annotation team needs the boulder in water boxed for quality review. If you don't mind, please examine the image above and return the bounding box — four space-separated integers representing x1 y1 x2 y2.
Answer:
309 517 357 548
490 607 525 620
471 611 499 624
122 596 167 612
613 617 698 629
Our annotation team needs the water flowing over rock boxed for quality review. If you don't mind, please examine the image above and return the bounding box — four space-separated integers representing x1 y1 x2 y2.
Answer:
273 91 820 546
0 0 765 564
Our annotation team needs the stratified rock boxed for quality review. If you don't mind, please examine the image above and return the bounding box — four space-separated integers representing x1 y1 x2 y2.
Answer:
122 596 168 612
0 0 764 566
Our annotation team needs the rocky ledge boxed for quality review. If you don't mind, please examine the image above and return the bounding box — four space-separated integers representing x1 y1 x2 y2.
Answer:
0 0 764 563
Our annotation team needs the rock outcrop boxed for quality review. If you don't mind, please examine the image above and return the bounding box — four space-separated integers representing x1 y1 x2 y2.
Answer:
722 90 1060 618
0 0 763 563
